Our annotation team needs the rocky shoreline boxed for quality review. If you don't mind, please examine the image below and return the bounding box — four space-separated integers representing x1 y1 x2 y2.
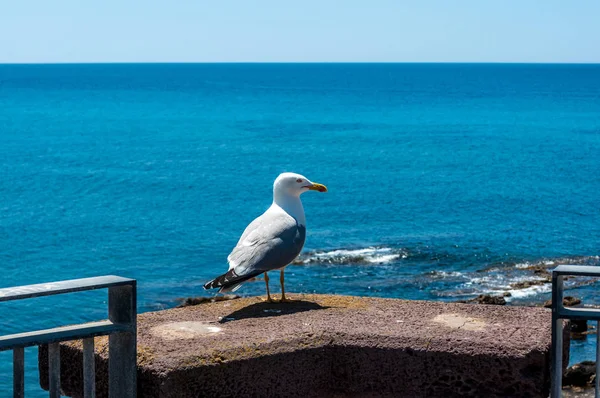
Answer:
456 256 599 306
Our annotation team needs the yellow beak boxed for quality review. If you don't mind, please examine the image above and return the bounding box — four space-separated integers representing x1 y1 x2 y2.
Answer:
308 182 328 192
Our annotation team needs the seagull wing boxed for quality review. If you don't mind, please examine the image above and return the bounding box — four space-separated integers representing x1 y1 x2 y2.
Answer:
204 206 306 292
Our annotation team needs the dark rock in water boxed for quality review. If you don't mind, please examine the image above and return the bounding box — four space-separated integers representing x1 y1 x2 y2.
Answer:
503 292 512 297
543 296 582 308
510 279 549 289
177 295 240 308
532 267 551 276
565 296 583 306
568 320 596 340
563 361 596 387
458 294 506 305
478 295 507 305
544 296 582 308
542 300 551 308
570 320 588 334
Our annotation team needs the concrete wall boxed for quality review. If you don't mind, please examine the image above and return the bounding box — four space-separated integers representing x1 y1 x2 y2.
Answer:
39 294 567 397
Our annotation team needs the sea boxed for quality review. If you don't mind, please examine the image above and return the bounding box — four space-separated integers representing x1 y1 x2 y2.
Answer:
1 63 599 395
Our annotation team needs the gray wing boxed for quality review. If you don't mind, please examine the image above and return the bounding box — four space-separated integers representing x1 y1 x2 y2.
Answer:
226 209 306 278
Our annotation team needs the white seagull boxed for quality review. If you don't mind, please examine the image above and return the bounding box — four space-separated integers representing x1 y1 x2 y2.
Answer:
204 172 327 302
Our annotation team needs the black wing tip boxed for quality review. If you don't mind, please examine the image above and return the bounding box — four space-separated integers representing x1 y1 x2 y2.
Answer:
203 269 236 290
204 269 262 291
203 277 222 290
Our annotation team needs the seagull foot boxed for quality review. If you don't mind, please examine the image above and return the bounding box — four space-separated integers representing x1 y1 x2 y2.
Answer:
263 296 274 303
279 296 293 303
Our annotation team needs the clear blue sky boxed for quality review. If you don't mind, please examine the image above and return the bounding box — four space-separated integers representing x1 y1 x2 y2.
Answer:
1 0 599 63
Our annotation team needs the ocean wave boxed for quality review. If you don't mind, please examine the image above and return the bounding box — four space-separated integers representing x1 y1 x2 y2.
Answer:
293 246 599 303
427 270 464 278
504 284 553 300
294 247 407 265
514 255 600 269
465 275 552 302
457 255 600 302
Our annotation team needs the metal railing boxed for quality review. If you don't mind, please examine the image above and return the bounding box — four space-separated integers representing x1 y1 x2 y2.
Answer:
0 275 137 398
551 265 600 398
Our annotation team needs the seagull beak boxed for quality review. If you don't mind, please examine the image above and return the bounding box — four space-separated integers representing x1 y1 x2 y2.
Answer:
307 182 328 192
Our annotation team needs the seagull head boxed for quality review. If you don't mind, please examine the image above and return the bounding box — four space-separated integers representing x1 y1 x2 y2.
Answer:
273 172 328 197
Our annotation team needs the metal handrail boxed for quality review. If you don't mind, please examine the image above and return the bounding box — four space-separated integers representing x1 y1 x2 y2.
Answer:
551 265 600 398
0 276 137 398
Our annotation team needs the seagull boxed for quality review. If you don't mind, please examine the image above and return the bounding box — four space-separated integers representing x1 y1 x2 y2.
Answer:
204 172 327 302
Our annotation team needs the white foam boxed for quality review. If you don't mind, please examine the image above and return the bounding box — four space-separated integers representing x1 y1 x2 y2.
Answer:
515 262 533 269
515 256 600 269
313 247 392 258
299 247 406 265
504 284 552 300
515 260 557 269
432 271 464 278
463 276 491 285
366 254 402 263
461 272 550 300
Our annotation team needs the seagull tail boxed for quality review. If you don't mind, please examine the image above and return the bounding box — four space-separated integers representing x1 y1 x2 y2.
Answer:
203 269 263 292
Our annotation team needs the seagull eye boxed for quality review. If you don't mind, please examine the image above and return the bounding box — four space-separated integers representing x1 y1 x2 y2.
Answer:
296 178 303 183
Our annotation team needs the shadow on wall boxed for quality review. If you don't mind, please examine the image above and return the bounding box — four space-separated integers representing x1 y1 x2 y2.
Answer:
40 342 551 397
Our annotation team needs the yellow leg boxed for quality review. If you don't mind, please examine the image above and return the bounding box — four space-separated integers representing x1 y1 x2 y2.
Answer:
264 272 273 302
280 269 292 302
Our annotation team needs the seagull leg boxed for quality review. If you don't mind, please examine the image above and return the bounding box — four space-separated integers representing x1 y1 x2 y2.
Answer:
279 268 292 302
264 272 273 303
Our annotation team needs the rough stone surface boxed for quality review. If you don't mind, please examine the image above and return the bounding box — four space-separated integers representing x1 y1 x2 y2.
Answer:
39 294 563 397
562 386 596 397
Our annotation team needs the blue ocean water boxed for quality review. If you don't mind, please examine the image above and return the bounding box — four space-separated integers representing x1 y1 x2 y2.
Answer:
1 63 599 395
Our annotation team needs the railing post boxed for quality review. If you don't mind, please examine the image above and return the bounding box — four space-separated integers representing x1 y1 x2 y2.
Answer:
83 337 96 398
108 282 137 398
13 347 24 398
551 272 564 398
596 320 599 398
550 266 600 398
48 342 61 398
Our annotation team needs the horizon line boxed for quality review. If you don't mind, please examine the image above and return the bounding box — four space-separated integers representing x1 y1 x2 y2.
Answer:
1 61 600 66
